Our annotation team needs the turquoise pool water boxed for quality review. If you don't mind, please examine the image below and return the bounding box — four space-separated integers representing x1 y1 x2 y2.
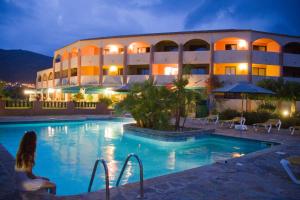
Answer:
0 119 273 195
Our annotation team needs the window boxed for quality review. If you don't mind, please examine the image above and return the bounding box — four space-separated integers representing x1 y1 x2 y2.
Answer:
283 66 300 77
118 68 123 75
71 68 77 76
61 70 68 78
37 76 42 82
225 66 236 75
54 71 60 79
253 45 267 51
225 44 237 50
103 69 108 75
252 67 266 76
104 49 110 55
137 68 149 75
137 47 150 53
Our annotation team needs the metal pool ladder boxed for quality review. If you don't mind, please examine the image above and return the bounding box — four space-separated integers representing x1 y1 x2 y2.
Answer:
116 153 145 199
88 158 110 200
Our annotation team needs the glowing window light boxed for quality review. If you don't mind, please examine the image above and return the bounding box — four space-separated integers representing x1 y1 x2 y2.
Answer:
48 88 55 93
56 89 62 93
164 67 178 75
110 45 119 53
238 63 248 71
238 40 247 49
24 89 35 95
109 65 118 72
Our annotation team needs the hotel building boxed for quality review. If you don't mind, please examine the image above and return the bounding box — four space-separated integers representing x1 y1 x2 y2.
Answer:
36 29 300 101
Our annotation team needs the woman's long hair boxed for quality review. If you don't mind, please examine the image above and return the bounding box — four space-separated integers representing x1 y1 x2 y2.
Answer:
16 131 37 169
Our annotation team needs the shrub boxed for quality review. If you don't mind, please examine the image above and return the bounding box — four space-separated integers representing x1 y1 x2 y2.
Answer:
219 109 240 120
257 102 276 113
280 117 300 129
99 97 113 107
243 111 273 125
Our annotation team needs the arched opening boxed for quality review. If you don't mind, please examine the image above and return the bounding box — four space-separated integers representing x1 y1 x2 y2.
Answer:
54 54 62 63
37 75 42 82
81 45 100 56
48 72 53 80
283 42 300 54
62 51 69 61
184 39 210 51
252 38 280 52
127 41 150 54
214 37 248 51
42 74 47 81
103 44 124 55
154 40 178 52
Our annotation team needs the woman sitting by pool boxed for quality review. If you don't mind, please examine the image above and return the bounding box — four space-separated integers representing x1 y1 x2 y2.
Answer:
15 131 56 194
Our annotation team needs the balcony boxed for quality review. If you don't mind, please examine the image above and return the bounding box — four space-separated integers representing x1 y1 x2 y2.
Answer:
36 82 42 89
127 53 150 65
70 77 78 86
252 51 280 65
283 53 300 67
62 78 68 86
184 75 209 88
81 75 99 85
183 51 210 64
214 51 248 63
154 52 178 64
48 81 53 88
81 55 99 66
71 57 78 67
103 54 123 65
127 75 149 84
42 81 48 88
54 63 60 71
62 60 68 69
216 75 248 85
54 79 60 87
102 75 123 86
252 76 278 84
153 75 176 85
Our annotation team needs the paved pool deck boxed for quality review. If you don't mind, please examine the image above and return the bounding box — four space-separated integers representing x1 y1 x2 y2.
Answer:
0 116 300 200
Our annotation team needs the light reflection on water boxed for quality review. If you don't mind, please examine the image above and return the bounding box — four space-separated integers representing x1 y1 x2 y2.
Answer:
0 119 271 195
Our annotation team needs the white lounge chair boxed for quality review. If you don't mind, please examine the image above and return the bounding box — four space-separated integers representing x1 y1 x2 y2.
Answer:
253 119 281 133
280 156 300 184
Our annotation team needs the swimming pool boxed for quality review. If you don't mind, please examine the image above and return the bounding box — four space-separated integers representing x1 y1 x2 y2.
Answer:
0 119 274 195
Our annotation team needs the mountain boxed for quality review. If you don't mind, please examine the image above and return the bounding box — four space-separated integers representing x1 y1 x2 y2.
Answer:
0 49 53 83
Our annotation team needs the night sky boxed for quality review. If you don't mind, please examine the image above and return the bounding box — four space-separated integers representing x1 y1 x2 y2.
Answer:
1 0 300 56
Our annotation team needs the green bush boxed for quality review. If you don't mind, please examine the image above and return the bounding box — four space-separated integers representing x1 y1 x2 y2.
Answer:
257 102 276 113
219 109 240 120
243 111 273 125
280 117 300 128
99 97 113 107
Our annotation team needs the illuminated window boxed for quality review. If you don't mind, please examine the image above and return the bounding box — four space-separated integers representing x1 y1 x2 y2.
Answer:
71 68 77 76
253 67 266 76
54 72 60 79
225 66 236 75
253 45 267 51
61 70 68 78
164 66 178 75
225 44 237 50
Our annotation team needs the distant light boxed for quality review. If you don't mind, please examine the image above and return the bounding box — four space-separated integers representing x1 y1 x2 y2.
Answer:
109 65 118 72
238 63 248 71
282 110 289 117
104 88 114 96
24 89 35 95
110 45 119 53
56 89 62 93
238 40 247 49
164 66 178 75
48 88 55 93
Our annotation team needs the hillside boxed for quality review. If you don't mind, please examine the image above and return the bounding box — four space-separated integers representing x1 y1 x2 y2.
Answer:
0 49 53 83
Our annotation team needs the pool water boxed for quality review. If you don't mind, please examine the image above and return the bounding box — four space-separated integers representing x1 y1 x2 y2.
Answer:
0 119 273 195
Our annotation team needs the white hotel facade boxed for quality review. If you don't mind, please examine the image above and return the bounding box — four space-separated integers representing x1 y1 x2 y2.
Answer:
36 29 300 101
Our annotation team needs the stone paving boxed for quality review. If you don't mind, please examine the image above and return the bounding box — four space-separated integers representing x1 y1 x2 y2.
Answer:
1 117 300 200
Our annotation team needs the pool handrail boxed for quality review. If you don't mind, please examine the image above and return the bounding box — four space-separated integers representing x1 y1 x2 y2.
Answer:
87 158 110 200
116 153 144 199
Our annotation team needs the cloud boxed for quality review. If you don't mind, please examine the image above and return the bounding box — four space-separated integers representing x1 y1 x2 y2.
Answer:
0 0 299 55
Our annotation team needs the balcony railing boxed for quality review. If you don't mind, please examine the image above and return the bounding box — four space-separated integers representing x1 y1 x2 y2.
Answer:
283 53 300 67
154 52 178 64
183 51 210 64
216 75 248 85
54 63 60 71
42 101 67 109
252 51 280 65
214 50 248 63
127 75 149 84
5 100 33 109
36 82 42 89
74 102 97 109
62 78 68 86
81 76 99 85
153 75 176 85
103 54 123 65
54 79 60 87
81 55 99 66
70 76 78 85
127 53 150 65
103 75 123 86
71 57 78 67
